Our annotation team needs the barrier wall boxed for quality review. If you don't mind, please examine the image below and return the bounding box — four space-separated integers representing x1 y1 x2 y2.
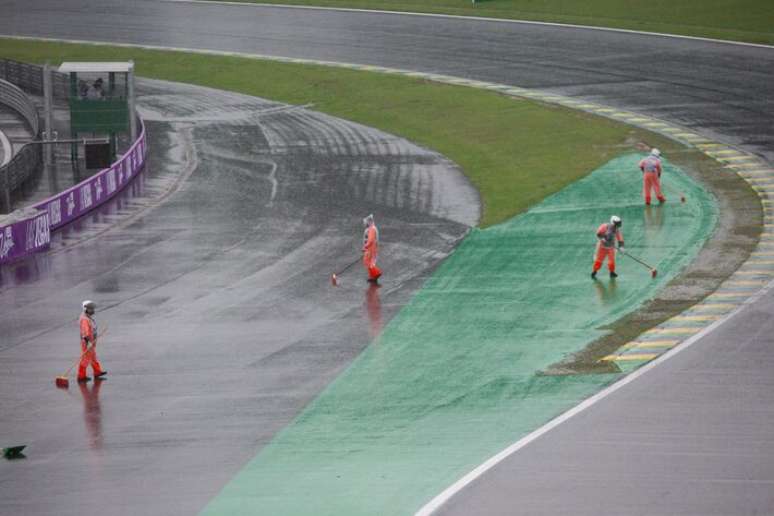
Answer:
36 120 147 231
0 118 147 265
0 209 50 264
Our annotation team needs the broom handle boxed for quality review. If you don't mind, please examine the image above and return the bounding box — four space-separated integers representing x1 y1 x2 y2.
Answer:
60 348 90 377
60 326 108 377
620 250 654 270
336 257 361 276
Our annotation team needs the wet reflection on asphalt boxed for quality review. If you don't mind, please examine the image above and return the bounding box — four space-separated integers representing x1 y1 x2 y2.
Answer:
0 77 478 516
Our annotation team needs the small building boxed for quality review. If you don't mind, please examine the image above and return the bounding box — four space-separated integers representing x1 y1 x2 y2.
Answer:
58 61 136 167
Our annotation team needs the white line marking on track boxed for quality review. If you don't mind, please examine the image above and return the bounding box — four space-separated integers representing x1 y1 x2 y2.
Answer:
415 278 774 515
160 0 774 50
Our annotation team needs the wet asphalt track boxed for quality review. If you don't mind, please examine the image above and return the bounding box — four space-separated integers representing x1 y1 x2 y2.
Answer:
0 78 477 515
1 2 774 515
3 1 774 160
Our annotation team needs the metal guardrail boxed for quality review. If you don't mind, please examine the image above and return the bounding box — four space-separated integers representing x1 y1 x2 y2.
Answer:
0 59 69 100
0 145 42 209
0 77 43 213
0 78 40 135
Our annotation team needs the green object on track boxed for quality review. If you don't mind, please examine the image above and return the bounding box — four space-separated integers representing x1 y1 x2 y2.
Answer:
3 446 26 459
202 154 717 516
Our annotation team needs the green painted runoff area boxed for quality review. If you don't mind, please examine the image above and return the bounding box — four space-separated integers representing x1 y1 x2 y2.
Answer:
230 0 774 46
202 154 717 515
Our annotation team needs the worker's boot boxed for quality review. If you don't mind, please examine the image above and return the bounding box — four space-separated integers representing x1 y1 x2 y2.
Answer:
95 371 107 379
368 266 382 284
591 271 597 279
610 271 618 278
77 377 91 383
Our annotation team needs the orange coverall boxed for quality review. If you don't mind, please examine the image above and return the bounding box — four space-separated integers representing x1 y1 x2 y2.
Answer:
78 313 103 380
363 223 382 281
639 155 665 205
592 223 623 273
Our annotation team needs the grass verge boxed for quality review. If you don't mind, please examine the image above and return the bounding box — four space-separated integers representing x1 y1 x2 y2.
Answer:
3 37 649 227
223 0 774 46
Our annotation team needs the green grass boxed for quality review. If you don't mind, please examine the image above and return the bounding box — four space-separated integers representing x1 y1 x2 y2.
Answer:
229 0 774 45
1 38 642 226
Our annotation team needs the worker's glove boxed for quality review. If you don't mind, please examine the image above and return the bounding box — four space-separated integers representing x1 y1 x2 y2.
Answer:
618 247 625 254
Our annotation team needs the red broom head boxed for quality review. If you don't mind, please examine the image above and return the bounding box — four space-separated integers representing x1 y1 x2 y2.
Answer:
55 377 69 388
331 273 338 286
651 269 658 278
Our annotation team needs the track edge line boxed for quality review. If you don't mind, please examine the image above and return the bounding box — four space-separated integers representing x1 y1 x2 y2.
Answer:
414 277 774 516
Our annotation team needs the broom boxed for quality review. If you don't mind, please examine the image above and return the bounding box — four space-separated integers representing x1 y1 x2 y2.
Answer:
55 326 108 388
620 250 658 278
331 257 362 287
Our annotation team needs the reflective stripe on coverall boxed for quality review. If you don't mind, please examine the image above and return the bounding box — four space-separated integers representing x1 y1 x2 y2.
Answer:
78 313 103 380
639 155 665 204
592 223 623 273
363 224 382 280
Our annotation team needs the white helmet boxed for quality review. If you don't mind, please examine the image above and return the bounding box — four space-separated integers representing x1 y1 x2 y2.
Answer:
651 148 661 158
363 213 374 227
610 215 622 227
82 300 96 311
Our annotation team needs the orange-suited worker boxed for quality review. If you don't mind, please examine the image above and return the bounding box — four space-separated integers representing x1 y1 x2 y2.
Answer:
639 148 665 205
591 215 624 279
362 214 382 283
78 300 107 383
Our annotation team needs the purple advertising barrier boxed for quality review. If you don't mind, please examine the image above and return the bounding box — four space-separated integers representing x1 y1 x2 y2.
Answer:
36 119 148 231
0 210 51 265
0 118 147 266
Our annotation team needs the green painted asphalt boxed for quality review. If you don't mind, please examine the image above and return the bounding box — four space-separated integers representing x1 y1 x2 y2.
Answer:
201 154 717 515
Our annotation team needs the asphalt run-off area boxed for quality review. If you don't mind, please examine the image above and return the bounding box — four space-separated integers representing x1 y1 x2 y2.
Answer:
1 2 773 516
